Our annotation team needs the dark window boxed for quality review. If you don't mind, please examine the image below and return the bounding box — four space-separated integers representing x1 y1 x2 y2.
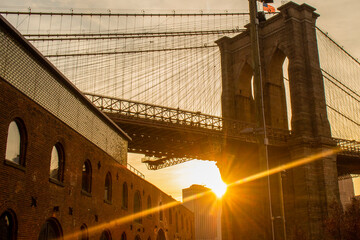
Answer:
181 215 184 229
49 143 64 182
80 224 88 240
159 202 163 221
5 119 26 166
82 160 92 193
0 210 17 240
122 182 128 209
169 208 172 225
147 195 152 217
156 229 166 240
104 172 112 202
176 212 179 233
100 230 111 240
38 218 62 240
121 232 127 240
134 191 142 223
135 235 141 240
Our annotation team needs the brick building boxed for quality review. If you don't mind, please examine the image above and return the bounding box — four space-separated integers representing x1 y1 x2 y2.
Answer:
0 15 193 240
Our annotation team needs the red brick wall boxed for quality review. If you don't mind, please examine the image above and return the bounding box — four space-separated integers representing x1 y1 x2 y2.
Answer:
0 78 194 240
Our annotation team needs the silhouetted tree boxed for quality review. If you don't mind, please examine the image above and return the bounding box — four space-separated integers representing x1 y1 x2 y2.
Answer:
325 198 360 240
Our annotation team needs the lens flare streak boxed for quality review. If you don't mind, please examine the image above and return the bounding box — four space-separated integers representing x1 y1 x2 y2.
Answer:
63 148 339 239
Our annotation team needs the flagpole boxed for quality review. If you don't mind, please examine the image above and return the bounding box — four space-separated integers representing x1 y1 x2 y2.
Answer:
248 0 275 239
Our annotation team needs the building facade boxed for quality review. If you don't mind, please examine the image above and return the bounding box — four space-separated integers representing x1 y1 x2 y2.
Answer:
0 15 193 240
182 185 221 240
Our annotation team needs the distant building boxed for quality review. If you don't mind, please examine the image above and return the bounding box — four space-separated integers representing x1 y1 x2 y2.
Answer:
0 15 193 240
182 185 221 240
338 175 355 210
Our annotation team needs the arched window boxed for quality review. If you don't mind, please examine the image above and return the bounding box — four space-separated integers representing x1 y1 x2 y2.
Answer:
169 208 172 225
49 143 64 182
175 212 179 233
82 160 92 193
181 215 184 230
5 119 26 166
159 202 163 221
100 230 111 240
147 195 152 217
156 229 166 240
134 190 142 223
135 235 141 240
80 224 88 240
104 172 112 202
0 210 17 240
38 218 62 240
122 182 128 209
121 232 127 240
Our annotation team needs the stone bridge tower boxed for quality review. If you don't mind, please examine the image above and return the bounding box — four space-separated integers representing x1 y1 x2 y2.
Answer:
216 2 340 240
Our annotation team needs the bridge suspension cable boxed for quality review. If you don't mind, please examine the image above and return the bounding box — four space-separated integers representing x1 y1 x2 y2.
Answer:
1 10 358 142
316 27 360 141
1 8 250 116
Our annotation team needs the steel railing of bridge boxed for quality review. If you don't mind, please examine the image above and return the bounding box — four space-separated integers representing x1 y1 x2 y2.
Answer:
85 93 290 143
333 138 360 157
127 163 145 179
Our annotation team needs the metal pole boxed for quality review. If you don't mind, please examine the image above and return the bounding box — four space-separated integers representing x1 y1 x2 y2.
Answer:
248 0 275 239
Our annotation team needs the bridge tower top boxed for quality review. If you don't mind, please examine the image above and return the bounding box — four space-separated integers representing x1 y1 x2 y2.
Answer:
216 1 331 141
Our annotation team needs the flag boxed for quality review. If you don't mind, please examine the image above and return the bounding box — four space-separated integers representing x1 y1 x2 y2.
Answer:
258 0 274 3
263 3 275 13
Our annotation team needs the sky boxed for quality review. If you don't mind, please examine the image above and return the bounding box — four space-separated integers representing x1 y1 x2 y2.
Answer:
1 0 359 201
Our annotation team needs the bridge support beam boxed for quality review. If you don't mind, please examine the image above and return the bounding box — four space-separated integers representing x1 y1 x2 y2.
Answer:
217 2 341 240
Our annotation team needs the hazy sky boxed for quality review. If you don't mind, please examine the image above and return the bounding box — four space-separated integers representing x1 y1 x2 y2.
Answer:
1 0 359 200
1 0 359 58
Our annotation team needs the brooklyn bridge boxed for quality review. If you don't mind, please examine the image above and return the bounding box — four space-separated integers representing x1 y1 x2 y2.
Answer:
0 1 359 239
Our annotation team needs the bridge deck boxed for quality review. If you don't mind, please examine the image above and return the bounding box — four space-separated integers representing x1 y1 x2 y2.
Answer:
86 93 360 169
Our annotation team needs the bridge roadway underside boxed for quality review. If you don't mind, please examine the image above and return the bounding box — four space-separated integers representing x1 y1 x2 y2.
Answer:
337 155 360 175
107 112 360 174
107 112 264 162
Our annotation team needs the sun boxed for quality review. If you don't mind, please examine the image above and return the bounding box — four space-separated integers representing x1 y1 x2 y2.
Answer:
211 180 227 198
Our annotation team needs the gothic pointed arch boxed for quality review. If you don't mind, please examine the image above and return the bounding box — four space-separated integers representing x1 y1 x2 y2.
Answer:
134 190 142 223
234 62 256 122
156 229 166 240
264 48 289 129
38 217 63 240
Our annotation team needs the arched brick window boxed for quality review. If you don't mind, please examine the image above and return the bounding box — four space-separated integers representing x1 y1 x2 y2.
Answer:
175 212 179 233
169 208 172 225
5 119 26 166
49 143 65 182
0 210 17 240
80 224 88 240
159 201 163 221
38 218 63 240
147 195 152 217
122 182 128 209
121 232 127 240
104 172 112 202
100 229 112 240
134 190 142 223
181 215 184 229
156 229 166 240
82 160 92 193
